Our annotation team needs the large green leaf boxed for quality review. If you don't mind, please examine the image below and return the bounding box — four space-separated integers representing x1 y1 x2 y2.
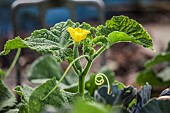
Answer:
138 99 170 113
28 78 75 113
145 52 170 68
28 55 63 81
0 20 93 62
28 54 78 85
0 80 16 111
96 16 153 50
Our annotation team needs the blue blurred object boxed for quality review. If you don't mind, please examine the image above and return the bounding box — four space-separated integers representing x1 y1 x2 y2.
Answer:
0 6 12 38
45 6 98 26
0 5 98 37
0 0 14 38
45 7 71 26
17 7 39 31
0 0 168 38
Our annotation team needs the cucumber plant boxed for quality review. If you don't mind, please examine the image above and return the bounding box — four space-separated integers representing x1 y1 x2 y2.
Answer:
1 16 169 113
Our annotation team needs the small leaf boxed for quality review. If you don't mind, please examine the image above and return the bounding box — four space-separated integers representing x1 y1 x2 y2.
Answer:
145 52 170 68
0 80 16 111
85 74 98 95
96 16 154 50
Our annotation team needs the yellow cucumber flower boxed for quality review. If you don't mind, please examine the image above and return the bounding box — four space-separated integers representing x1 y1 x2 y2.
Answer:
67 27 90 43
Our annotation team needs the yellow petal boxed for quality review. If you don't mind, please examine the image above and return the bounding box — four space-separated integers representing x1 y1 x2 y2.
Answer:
67 27 90 42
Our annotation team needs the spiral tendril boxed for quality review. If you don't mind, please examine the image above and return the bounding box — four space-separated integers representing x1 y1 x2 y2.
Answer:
95 73 111 94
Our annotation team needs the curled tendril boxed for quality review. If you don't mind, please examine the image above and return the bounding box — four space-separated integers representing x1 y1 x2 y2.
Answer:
95 73 111 94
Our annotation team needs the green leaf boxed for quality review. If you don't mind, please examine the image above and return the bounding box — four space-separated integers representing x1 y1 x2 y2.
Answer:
28 78 75 113
28 54 78 85
0 37 27 55
91 36 108 46
136 69 170 86
14 85 33 104
113 81 125 90
96 16 154 50
28 55 63 81
145 52 170 68
85 74 98 95
0 80 16 111
0 20 93 62
138 99 170 113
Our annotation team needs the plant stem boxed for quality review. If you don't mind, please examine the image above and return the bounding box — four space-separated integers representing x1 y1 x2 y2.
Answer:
77 46 106 97
78 60 93 97
73 42 82 73
93 46 106 60
78 75 86 97
42 55 88 100
5 48 21 77
72 64 80 74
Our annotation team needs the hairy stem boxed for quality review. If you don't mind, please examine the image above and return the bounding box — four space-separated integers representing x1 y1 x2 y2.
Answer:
93 46 106 60
5 48 21 77
73 42 82 73
72 64 80 74
42 55 88 100
78 60 93 97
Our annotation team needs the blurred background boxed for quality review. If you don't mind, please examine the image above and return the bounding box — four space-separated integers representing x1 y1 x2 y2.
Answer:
1 0 170 91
